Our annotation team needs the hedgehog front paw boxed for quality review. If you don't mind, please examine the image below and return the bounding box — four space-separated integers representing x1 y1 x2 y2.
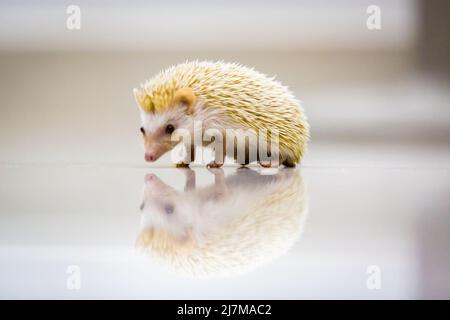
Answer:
206 161 223 169
258 160 272 168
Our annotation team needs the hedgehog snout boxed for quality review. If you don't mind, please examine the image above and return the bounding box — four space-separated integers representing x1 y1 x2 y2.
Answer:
144 152 156 162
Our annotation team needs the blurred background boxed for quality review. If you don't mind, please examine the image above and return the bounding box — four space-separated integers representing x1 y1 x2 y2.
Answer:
0 0 449 299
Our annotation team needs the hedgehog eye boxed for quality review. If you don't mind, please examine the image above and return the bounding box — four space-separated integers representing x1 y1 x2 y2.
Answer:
165 124 175 135
164 203 174 214
140 127 145 135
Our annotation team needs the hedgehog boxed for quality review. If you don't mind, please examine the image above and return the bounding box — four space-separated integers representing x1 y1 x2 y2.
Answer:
136 167 308 278
133 61 309 168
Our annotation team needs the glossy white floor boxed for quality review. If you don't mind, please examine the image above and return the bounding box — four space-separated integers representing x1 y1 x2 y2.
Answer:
0 142 449 299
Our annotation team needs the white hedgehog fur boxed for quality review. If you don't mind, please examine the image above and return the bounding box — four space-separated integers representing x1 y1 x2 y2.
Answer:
136 168 308 278
134 61 309 165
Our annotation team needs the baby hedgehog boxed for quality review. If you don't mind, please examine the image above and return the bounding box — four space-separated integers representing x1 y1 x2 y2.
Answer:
133 61 309 167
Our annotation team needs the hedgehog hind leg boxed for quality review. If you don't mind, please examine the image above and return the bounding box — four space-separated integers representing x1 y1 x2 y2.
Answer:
256 148 279 168
282 158 296 167
280 150 297 167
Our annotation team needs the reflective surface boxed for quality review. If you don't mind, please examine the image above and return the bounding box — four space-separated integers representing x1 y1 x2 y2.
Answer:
137 168 307 278
0 161 448 299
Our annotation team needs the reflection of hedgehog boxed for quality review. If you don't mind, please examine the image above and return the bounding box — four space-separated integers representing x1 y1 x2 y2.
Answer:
133 61 309 167
136 168 308 278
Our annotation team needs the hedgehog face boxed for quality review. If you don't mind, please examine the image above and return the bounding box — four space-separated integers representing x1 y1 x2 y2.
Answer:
139 173 195 243
139 109 188 162
134 87 197 163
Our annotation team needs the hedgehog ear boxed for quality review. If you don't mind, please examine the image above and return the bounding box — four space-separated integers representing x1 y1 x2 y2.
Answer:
133 88 153 113
173 88 196 115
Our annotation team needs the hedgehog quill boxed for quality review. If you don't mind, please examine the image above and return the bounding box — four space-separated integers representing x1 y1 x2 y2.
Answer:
133 61 309 167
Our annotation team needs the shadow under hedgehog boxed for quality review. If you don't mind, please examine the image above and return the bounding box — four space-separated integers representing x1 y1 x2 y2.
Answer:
133 61 309 168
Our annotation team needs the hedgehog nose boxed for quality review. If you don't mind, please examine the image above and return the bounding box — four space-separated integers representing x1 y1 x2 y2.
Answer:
144 153 155 162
